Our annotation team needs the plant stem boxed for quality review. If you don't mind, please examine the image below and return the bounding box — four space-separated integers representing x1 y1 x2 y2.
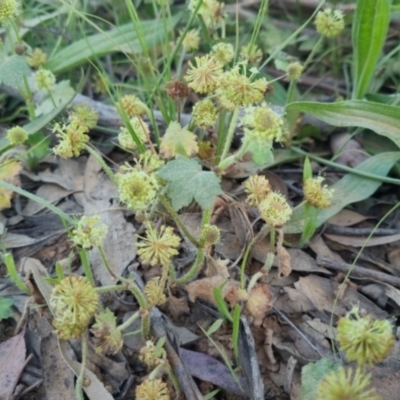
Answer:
84 144 117 185
75 333 88 400
159 195 199 247
175 248 205 284
2 253 30 293
22 76 36 121
218 107 240 167
303 36 324 72
117 311 140 332
78 248 94 285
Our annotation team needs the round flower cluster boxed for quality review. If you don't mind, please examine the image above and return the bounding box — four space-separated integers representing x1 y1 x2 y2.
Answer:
72 215 108 249
0 0 19 25
7 126 28 146
118 117 149 150
315 8 345 38
303 176 334 209
34 68 56 91
192 98 218 129
117 94 149 118
53 121 90 158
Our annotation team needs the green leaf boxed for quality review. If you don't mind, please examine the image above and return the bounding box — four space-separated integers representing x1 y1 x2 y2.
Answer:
301 358 340 400
285 152 400 234
247 140 274 165
158 157 222 210
0 52 31 89
35 80 75 116
286 100 400 149
213 286 233 322
352 0 390 99
46 15 180 74
0 297 14 321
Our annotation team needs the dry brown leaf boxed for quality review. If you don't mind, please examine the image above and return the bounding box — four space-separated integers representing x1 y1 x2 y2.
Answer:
166 294 190 319
309 234 344 262
324 232 400 247
205 256 230 279
0 159 22 210
330 132 369 167
245 283 273 327
327 209 369 226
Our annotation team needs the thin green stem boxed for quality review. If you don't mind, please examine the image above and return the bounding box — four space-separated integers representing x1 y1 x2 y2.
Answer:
84 144 117 185
22 76 36 121
291 147 400 185
175 248 205 284
217 140 250 171
117 311 140 332
78 248 94 285
75 333 88 400
2 253 30 294
286 80 297 104
218 107 240 166
303 36 324 71
159 195 199 247
98 245 118 280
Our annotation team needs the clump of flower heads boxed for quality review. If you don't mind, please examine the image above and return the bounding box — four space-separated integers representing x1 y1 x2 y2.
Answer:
258 192 292 227
217 65 268 110
135 378 170 400
303 176 334 209
211 42 235 65
0 0 20 25
137 224 181 267
314 8 345 38
184 54 224 94
26 48 47 68
53 121 90 158
33 68 56 91
50 276 99 340
243 175 271 207
72 215 108 249
69 103 99 130
116 166 159 212
118 117 149 150
117 94 149 118
7 126 28 146
316 367 380 400
337 306 395 366
241 102 284 143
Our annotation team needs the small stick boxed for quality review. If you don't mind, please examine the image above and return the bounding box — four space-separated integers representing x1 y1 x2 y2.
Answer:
317 256 400 288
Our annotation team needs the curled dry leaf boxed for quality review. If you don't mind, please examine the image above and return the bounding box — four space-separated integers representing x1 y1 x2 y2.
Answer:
245 283 273 327
185 276 247 307
277 229 291 277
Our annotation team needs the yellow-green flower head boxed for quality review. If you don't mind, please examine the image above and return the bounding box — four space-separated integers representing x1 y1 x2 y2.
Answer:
201 224 220 246
211 42 235 65
117 94 149 118
181 29 201 52
72 215 108 249
140 340 161 368
243 174 271 207
192 98 218 129
26 48 47 68
144 277 167 308
91 308 123 355
188 0 224 29
0 0 19 25
116 168 159 212
137 223 181 267
7 126 28 145
135 378 170 400
53 121 90 159
184 54 224 94
69 103 99 130
118 117 149 150
241 103 284 143
286 61 303 81
50 276 99 340
217 65 268 111
258 191 292 227
240 44 263 65
316 367 380 400
160 121 198 158
304 176 334 209
134 150 165 174
34 68 56 91
315 8 345 38
337 307 395 366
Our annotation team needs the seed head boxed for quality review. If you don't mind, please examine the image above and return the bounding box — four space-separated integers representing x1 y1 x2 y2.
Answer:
144 277 167 308
192 98 218 129
50 276 99 340
243 175 271 207
181 29 201 52
315 9 345 38
69 103 98 130
135 379 170 400
211 42 235 65
34 68 56 91
303 176 334 209
26 48 47 68
165 80 189 101
240 44 263 65
137 223 181 267
316 367 380 400
184 54 224 94
53 121 90 158
258 192 292 227
337 307 395 366
286 61 303 81
118 117 149 150
201 224 220 246
117 94 149 118
72 215 108 249
7 126 28 146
